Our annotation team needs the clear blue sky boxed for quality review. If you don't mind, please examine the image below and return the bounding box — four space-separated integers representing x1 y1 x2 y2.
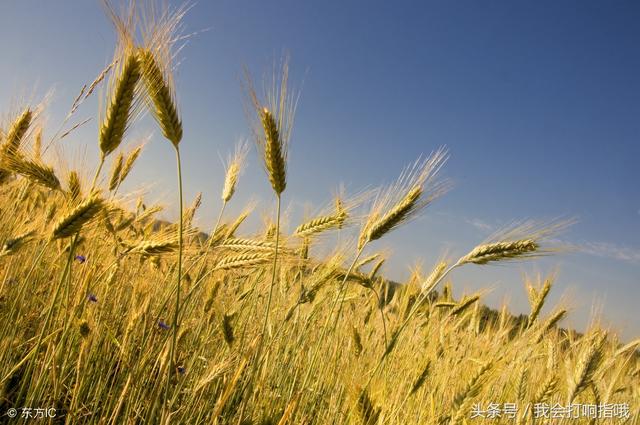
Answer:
1 1 638 339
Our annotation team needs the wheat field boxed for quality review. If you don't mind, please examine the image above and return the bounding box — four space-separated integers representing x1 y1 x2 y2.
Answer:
0 2 638 424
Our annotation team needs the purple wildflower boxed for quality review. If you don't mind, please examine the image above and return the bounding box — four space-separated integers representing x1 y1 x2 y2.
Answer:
87 293 98 303
75 255 86 264
177 366 186 375
158 320 170 330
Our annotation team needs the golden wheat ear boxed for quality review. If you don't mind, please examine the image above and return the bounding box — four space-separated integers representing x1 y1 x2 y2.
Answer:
67 170 82 202
138 48 182 147
118 144 143 184
99 1 144 158
99 53 141 157
50 195 106 240
359 148 449 249
0 230 36 257
222 140 249 203
245 57 298 196
108 152 124 191
259 107 287 194
0 151 61 192
455 219 574 266
2 108 32 154
294 187 367 239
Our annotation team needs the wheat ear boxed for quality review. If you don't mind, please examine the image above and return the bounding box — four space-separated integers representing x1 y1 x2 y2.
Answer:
222 140 249 202
1 230 36 257
99 53 141 157
526 276 553 328
450 362 493 425
108 152 124 191
358 149 449 249
1 152 60 191
3 108 32 153
567 333 606 403
50 195 105 240
260 108 287 194
457 240 539 265
354 387 381 425
213 253 272 271
138 48 182 146
294 207 348 238
124 239 179 256
117 144 142 186
67 170 82 201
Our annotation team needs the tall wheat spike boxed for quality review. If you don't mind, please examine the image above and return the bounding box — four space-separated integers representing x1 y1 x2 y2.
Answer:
67 170 82 201
99 53 141 157
222 140 249 203
33 126 42 160
567 333 606 403
246 57 297 195
3 108 32 154
138 48 182 146
1 152 60 191
99 2 143 159
118 144 143 185
213 252 272 270
294 206 348 238
526 276 553 328
450 362 492 425
50 195 105 240
0 109 33 184
0 230 35 257
456 220 572 267
354 387 381 425
136 6 187 414
108 152 124 191
358 149 448 249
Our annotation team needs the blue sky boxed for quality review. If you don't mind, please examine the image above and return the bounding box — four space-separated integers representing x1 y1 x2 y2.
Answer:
1 1 638 339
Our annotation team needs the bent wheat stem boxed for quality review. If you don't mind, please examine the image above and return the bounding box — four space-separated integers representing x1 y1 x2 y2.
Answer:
165 146 184 407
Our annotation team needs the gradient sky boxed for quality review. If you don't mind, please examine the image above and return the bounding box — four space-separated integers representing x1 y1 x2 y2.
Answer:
1 1 638 339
